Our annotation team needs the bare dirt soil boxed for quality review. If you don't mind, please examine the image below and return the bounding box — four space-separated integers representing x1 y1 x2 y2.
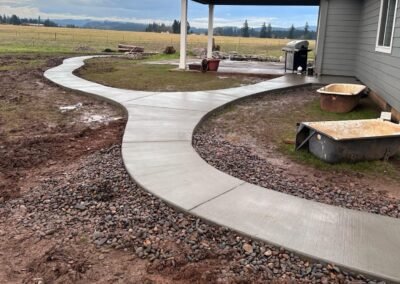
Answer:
0 55 380 283
193 87 400 218
0 54 124 202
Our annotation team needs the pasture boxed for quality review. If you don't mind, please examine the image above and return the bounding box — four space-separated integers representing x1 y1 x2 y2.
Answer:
0 24 315 58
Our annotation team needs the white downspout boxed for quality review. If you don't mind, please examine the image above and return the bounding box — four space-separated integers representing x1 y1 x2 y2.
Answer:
179 0 188 69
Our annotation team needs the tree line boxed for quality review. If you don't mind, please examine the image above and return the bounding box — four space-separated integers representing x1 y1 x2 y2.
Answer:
240 20 315 39
145 19 190 34
0 14 58 27
146 19 315 40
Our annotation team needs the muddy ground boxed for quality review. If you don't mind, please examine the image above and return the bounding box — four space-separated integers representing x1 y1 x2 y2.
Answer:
0 55 381 283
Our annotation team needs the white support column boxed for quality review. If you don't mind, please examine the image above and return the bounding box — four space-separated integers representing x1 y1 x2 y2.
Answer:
207 4 214 58
179 0 188 70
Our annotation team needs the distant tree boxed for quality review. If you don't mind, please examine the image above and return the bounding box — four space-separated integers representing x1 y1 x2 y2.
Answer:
304 22 310 39
241 20 249 37
250 27 258 37
171 20 191 34
214 27 223 36
10 15 21 25
44 18 57 27
172 19 180 34
288 24 295 39
146 22 157 32
187 21 191 33
267 23 272 38
260 22 267 38
146 22 171 33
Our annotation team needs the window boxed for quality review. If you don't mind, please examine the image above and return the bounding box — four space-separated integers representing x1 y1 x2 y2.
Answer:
376 0 398 53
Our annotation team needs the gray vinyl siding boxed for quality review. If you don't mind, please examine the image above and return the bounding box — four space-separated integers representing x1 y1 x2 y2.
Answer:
356 0 400 111
320 0 362 76
319 0 400 111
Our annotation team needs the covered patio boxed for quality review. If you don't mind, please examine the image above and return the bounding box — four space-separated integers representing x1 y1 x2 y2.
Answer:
179 0 321 71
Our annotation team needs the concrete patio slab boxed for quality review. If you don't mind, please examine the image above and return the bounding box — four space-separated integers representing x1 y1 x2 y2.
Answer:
44 56 400 283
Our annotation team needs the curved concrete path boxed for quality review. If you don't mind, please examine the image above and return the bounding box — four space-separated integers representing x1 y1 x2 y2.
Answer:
45 56 400 282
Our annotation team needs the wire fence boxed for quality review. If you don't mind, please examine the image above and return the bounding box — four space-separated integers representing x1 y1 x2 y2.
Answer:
0 26 314 57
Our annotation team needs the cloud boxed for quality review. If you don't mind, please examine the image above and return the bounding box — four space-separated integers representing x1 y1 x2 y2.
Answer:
0 4 175 24
0 1 318 28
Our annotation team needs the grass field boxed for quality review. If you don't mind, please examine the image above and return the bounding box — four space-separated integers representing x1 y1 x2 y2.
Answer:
0 24 315 58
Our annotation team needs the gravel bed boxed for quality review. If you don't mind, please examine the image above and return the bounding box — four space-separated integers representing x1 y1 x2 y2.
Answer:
1 145 380 283
193 130 400 219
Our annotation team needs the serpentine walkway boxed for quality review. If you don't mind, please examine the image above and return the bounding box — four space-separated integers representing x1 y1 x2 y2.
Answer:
45 56 400 283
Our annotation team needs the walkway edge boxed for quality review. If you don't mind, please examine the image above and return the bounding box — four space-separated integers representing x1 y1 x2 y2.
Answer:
45 56 400 283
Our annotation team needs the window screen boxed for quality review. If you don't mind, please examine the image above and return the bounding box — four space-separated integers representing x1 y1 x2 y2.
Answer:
378 0 397 48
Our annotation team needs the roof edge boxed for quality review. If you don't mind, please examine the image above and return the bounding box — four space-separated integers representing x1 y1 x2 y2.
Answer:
192 0 319 5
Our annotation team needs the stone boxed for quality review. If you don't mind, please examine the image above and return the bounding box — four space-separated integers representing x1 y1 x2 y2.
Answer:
264 249 272 257
243 243 253 254
93 231 105 240
95 238 107 246
75 203 86 211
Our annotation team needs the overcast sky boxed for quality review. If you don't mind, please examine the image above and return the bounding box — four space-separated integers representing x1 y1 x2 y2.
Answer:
0 0 319 28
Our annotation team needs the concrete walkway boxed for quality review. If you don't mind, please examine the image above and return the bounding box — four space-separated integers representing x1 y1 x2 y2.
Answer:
149 59 287 75
45 56 400 283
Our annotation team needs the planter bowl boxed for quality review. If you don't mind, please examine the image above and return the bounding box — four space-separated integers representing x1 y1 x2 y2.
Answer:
207 59 220 72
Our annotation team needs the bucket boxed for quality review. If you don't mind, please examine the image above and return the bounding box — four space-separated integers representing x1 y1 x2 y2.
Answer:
207 59 220 71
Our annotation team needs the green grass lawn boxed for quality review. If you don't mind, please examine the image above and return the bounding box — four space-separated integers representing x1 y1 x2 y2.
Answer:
280 98 400 180
205 87 400 182
76 57 278 92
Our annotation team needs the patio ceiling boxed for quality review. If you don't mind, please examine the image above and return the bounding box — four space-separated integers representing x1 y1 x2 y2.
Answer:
192 0 319 5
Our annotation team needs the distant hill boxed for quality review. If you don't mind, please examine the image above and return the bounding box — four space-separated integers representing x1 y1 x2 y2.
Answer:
84 21 148 31
53 19 147 31
53 19 91 27
53 19 316 33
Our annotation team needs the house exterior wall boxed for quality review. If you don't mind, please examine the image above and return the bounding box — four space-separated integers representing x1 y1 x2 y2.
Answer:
356 0 400 112
319 0 400 113
319 0 362 76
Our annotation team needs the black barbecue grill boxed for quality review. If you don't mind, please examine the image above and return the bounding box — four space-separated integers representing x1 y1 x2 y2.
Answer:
282 40 312 73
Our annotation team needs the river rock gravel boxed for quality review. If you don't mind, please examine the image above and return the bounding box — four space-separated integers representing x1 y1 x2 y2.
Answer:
0 145 381 283
193 129 400 219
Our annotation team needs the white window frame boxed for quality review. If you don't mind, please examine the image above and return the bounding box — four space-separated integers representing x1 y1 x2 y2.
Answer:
376 0 399 53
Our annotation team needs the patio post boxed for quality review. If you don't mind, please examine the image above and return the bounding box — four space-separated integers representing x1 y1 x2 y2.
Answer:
207 4 214 58
179 0 188 69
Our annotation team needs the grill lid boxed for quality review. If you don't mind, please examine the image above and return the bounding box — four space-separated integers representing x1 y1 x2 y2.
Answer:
284 40 309 50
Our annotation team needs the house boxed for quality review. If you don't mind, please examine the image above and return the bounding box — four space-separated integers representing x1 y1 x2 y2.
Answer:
179 0 400 120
